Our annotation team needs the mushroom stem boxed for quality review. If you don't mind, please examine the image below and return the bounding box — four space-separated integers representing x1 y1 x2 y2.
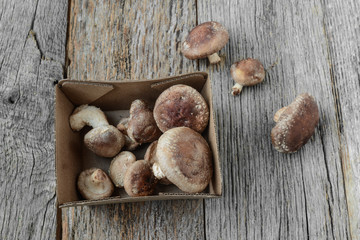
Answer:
231 83 243 95
274 107 288 122
116 118 129 134
207 53 221 64
152 162 166 180
91 169 106 184
124 135 140 151
70 105 109 131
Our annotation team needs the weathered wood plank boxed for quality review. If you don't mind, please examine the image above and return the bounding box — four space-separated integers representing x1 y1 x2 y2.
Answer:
64 0 203 239
322 1 360 239
197 0 350 239
0 0 68 239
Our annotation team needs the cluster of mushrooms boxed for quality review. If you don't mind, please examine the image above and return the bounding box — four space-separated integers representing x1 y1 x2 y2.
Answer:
182 21 320 153
72 21 320 200
71 85 213 200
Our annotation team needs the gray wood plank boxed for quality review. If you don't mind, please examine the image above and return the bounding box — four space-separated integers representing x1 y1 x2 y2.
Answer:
63 1 204 239
322 1 360 239
0 0 68 239
197 0 351 239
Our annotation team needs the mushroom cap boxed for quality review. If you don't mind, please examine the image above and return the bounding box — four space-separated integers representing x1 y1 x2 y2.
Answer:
127 99 162 143
156 127 213 193
123 160 157 197
154 84 209 133
77 168 114 200
109 151 136 188
70 104 109 131
144 141 172 185
144 140 158 165
271 93 319 153
84 125 125 157
182 21 229 59
230 58 265 86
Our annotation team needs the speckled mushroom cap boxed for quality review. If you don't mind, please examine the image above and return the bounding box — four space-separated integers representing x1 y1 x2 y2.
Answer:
123 160 157 197
230 58 265 86
271 93 319 153
126 99 162 143
109 151 136 188
153 84 209 133
156 127 213 193
77 168 114 200
84 125 125 157
182 21 229 60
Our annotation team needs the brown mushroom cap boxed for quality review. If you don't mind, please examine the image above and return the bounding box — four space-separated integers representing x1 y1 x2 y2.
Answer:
182 21 229 60
271 93 319 153
126 99 162 143
109 151 136 188
123 160 157 197
230 58 265 86
77 168 114 200
144 141 172 185
154 84 209 133
84 125 125 157
156 127 213 193
230 58 265 95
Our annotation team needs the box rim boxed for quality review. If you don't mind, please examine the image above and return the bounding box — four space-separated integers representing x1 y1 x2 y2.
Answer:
55 71 222 207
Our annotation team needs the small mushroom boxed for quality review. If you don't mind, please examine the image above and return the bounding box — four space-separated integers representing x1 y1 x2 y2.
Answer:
70 105 125 157
117 100 161 149
155 127 213 193
144 141 172 185
123 160 157 197
154 84 209 133
77 168 114 200
182 21 229 64
109 151 136 188
230 58 265 95
271 93 319 153
84 125 125 157
127 99 162 143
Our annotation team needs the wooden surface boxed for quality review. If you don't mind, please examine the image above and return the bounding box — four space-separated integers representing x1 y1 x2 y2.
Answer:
0 0 359 239
0 0 67 239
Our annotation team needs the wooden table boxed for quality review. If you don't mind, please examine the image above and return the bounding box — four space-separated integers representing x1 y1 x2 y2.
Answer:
1 0 359 239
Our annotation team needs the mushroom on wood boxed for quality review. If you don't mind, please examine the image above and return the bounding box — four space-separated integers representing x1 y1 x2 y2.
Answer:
230 58 265 95
182 21 229 64
271 93 319 153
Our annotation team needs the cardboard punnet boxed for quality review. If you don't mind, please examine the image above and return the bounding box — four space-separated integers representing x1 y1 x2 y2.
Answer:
55 72 222 207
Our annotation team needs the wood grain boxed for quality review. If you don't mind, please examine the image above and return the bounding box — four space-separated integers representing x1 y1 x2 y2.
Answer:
322 1 360 239
1 0 358 239
197 0 351 239
66 0 198 80
64 0 204 239
0 0 67 239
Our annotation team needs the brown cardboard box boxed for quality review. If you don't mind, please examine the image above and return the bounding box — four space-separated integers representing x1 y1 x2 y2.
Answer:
55 72 222 207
